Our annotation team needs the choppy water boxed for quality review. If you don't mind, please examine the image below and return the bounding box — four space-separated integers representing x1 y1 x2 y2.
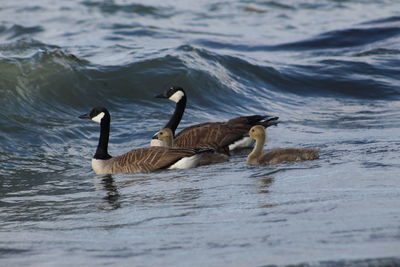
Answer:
1 0 400 266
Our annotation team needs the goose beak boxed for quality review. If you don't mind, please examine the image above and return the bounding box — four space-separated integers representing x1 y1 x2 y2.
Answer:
155 92 167 98
79 112 91 119
264 117 279 128
151 132 159 139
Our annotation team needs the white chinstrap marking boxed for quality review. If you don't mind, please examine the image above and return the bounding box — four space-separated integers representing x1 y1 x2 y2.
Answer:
168 154 202 169
169 90 184 103
92 112 105 123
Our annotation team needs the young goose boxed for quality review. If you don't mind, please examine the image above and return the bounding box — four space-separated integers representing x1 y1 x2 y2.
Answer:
79 107 213 174
247 125 320 165
157 128 174 147
152 87 279 155
157 128 229 166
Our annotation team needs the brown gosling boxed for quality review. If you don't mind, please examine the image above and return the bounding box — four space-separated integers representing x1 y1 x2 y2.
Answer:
157 128 174 147
247 125 320 165
157 128 229 166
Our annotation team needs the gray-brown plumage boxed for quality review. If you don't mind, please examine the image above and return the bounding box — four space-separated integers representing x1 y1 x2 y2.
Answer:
173 116 279 155
92 146 211 174
157 128 229 166
247 125 320 165
79 107 212 175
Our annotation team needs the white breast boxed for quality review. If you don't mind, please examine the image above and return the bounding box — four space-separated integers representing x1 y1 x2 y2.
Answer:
91 158 110 174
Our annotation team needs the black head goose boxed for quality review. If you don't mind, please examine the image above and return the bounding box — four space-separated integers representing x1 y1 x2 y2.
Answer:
152 87 279 155
79 107 213 174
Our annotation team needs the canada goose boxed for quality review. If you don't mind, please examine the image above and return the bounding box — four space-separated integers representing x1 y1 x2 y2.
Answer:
247 125 320 165
79 107 213 174
157 128 229 165
157 128 174 147
152 87 279 155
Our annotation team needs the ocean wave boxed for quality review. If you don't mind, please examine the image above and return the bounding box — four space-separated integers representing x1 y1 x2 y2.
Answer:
283 59 400 100
1 1 400 265
80 1 172 18
1 39 399 127
0 24 43 41
361 15 400 25
196 25 400 52
0 40 92 115
275 26 400 50
354 48 400 57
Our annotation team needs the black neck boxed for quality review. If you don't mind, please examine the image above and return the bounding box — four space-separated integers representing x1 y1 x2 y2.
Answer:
94 114 112 160
164 95 186 136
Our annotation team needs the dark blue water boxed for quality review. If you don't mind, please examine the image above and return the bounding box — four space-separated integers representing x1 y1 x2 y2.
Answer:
1 1 400 266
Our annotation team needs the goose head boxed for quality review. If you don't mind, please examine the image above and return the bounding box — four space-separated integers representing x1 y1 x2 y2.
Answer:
155 86 186 103
79 106 110 123
79 106 112 161
157 128 174 147
249 125 266 141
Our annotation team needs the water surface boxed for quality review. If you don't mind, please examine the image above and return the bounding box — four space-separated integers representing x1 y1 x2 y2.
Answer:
1 0 400 266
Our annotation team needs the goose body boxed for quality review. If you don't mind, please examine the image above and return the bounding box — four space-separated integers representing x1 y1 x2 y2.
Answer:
79 107 212 175
153 87 279 155
90 146 207 174
157 128 229 166
247 125 319 165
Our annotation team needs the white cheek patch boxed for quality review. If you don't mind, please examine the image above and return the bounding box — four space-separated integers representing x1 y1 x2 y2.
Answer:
169 90 184 103
92 112 105 123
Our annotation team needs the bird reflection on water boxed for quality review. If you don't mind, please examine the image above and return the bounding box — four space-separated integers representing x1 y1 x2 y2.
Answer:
94 173 206 210
96 175 121 210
